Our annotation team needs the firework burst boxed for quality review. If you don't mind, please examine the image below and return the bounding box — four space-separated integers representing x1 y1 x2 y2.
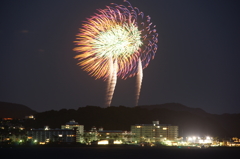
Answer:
74 1 158 107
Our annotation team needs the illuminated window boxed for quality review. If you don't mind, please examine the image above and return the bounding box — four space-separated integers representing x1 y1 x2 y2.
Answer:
136 126 141 128
106 133 110 135
59 134 63 137
163 127 167 130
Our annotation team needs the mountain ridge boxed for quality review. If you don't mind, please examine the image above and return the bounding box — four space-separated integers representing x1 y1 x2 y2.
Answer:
138 103 208 115
1 102 240 137
0 101 37 118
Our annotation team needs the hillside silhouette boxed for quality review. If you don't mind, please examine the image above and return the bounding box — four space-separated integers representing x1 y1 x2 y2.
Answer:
0 101 37 118
22 103 240 138
1 102 239 137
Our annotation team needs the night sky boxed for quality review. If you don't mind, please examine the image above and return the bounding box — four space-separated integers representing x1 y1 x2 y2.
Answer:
1 0 240 114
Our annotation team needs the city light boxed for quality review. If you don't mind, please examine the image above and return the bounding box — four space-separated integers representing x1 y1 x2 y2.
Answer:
98 140 109 145
186 136 213 145
114 140 122 144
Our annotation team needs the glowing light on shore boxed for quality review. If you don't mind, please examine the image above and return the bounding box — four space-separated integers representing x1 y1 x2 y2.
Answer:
98 140 109 145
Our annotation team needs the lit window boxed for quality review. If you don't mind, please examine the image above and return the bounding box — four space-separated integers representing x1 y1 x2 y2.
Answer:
136 126 141 128
163 127 167 130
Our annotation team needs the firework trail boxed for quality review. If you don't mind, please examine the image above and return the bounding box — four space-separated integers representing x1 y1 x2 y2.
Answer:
73 1 158 107
106 57 114 102
105 58 118 107
135 58 143 106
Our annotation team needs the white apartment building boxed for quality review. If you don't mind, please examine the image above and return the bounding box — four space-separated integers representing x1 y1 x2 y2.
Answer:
131 121 178 143
27 126 76 144
61 120 84 142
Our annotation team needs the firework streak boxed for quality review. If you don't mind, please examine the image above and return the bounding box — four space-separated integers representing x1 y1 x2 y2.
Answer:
74 1 158 107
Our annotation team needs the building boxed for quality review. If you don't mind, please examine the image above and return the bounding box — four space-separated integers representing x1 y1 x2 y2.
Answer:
83 127 133 144
97 129 133 145
61 120 84 143
158 124 178 141
131 121 178 143
27 126 77 144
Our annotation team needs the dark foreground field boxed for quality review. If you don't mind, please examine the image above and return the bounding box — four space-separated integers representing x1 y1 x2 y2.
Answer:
1 146 239 159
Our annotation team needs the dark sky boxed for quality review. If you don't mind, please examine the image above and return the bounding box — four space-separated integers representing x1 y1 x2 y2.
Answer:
1 0 240 114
